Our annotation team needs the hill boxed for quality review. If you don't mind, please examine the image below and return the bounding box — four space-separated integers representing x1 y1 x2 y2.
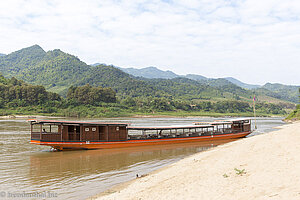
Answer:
0 46 171 98
185 74 207 81
118 66 208 81
260 83 299 103
144 77 221 100
117 66 264 88
0 45 46 76
118 66 178 79
117 66 299 104
0 53 5 57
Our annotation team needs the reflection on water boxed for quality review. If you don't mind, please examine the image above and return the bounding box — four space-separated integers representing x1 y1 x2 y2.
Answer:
0 117 285 199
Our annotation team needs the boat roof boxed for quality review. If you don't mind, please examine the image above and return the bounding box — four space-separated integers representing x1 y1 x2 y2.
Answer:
194 118 251 125
128 124 214 130
224 118 251 122
28 119 128 126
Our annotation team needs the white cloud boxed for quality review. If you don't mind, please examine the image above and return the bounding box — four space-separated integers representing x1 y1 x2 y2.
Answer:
0 0 300 85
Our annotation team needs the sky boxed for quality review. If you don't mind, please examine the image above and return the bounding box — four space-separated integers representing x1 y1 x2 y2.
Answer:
0 0 300 85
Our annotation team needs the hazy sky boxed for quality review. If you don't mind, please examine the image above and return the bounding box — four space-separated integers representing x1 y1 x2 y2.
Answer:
0 0 300 85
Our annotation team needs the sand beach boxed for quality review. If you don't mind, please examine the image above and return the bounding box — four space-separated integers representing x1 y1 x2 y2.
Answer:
93 121 300 200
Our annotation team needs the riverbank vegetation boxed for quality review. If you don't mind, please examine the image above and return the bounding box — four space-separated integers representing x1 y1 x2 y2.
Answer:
286 105 300 120
0 74 290 118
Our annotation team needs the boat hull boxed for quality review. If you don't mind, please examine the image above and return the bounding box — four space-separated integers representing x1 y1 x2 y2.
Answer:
31 131 252 150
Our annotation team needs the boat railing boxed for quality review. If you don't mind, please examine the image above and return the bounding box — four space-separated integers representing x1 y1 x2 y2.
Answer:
31 132 61 141
128 130 217 140
41 132 61 141
31 132 41 140
213 128 232 134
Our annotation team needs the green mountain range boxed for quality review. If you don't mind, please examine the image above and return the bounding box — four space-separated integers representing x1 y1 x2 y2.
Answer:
0 45 298 108
117 66 299 102
117 66 208 81
117 64 299 104
0 46 163 97
117 66 260 88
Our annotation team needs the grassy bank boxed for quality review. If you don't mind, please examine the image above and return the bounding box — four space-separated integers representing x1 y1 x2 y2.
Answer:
285 105 300 121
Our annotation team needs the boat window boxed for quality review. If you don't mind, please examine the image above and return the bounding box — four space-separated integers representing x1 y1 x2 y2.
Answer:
68 125 74 132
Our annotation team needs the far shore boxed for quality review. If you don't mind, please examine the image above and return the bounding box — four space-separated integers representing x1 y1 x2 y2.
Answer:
91 121 300 200
0 112 284 120
0 115 63 119
0 114 211 119
0 115 64 119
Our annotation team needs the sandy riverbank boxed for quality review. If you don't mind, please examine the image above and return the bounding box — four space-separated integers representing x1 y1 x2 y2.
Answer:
93 121 300 200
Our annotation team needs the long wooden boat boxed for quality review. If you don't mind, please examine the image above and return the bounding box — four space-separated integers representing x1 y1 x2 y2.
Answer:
29 118 252 151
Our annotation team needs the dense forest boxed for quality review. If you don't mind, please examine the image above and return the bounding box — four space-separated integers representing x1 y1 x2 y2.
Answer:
67 84 117 105
0 74 60 108
0 45 297 118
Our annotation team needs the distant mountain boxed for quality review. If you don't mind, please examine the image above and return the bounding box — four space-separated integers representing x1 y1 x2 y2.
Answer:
0 53 5 57
116 66 298 103
224 77 260 89
262 83 299 92
119 66 178 79
117 66 265 89
185 74 207 81
118 66 208 81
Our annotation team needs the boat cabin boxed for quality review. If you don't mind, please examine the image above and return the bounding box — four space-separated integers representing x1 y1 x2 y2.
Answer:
226 118 251 133
29 120 128 142
194 118 251 133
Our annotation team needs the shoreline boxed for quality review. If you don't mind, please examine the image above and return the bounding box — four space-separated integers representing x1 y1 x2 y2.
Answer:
0 115 63 119
0 113 284 120
91 121 300 200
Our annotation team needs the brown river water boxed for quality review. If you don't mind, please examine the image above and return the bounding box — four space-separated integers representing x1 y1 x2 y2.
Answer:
0 117 285 200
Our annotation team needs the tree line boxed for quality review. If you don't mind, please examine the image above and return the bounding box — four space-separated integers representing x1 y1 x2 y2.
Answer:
0 74 116 109
0 73 288 116
120 97 286 115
